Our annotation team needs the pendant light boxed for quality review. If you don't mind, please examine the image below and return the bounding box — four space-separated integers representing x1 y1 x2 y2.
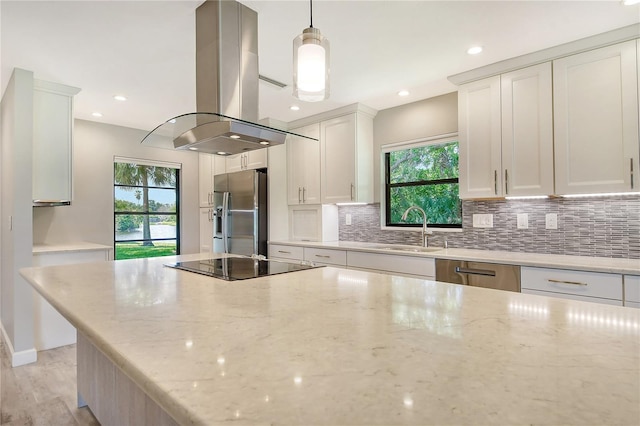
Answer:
293 0 330 102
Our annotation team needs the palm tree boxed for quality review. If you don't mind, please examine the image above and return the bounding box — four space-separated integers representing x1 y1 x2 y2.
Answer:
114 163 176 246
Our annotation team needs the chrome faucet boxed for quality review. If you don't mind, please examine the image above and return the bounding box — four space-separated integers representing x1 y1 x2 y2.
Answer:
401 206 433 247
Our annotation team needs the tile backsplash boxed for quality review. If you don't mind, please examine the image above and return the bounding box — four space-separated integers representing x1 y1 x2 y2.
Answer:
338 196 640 259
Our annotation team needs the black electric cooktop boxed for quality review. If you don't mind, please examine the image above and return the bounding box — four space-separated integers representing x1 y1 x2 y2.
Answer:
165 257 323 281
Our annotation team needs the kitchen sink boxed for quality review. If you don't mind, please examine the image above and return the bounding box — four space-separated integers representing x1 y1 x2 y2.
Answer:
375 245 442 253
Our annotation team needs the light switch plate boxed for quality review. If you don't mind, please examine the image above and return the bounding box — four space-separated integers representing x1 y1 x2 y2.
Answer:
517 213 529 229
545 213 558 230
472 214 493 228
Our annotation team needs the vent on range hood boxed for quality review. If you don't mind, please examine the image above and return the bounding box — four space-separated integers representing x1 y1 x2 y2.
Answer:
141 0 315 155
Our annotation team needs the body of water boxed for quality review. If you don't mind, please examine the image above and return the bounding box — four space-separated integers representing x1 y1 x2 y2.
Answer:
116 224 176 241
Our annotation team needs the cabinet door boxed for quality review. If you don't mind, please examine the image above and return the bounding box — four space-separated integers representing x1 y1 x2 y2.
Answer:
288 124 320 205
458 76 502 198
226 154 243 173
199 207 214 253
213 155 227 176
553 41 639 194
198 153 213 207
501 63 554 196
33 82 78 202
321 115 356 203
245 149 268 170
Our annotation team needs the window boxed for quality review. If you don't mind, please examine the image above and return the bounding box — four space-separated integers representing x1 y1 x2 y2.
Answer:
114 158 180 260
384 138 461 228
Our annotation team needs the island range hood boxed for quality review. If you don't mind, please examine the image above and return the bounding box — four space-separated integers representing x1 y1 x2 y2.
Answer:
141 0 313 155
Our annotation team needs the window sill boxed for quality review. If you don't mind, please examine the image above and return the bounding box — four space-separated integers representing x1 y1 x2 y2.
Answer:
381 225 463 233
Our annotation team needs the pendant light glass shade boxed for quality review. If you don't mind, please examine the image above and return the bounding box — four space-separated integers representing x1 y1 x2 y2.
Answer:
293 27 330 102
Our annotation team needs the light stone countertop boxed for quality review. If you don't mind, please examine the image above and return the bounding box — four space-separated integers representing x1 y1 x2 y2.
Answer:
270 240 640 275
32 242 113 254
20 253 640 425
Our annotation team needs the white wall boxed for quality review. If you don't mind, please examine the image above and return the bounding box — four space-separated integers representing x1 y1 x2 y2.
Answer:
1 68 35 365
372 92 458 202
33 119 200 254
267 143 289 241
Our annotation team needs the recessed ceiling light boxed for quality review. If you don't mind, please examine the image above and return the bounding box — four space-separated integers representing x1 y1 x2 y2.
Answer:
397 90 409 97
467 46 483 55
188 147 198 151
91 112 103 117
290 105 300 111
230 135 240 139
113 95 127 101
259 141 270 146
217 151 229 156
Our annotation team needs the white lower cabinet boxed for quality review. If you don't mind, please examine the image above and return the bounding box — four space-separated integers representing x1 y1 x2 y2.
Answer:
32 247 112 350
624 275 640 308
304 247 347 267
199 207 214 253
521 266 623 306
268 244 304 262
347 252 435 279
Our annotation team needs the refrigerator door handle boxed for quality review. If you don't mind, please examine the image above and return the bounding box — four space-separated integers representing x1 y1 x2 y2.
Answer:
222 191 230 253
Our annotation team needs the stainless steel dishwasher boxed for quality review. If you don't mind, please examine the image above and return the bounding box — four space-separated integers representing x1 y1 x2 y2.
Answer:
435 259 521 292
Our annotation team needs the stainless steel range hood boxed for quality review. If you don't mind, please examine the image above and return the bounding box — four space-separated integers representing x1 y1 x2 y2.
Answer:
141 0 314 155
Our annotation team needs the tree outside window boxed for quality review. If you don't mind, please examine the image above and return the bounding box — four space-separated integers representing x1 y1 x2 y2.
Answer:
385 141 461 228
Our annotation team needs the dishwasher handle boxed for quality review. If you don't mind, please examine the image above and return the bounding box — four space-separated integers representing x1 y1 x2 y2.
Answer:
455 266 496 277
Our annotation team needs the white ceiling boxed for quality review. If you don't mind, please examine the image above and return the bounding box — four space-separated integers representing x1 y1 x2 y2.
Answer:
2 1 638 133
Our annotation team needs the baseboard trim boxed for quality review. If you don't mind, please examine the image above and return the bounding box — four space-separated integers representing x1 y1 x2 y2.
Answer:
1 321 38 367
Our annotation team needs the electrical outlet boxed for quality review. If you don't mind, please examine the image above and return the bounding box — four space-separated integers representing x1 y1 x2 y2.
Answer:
517 213 529 229
545 213 558 230
472 214 493 228
345 214 352 226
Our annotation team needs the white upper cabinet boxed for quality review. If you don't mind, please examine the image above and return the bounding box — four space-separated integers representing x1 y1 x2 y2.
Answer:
501 62 554 197
226 149 268 173
287 123 321 205
553 40 639 195
320 112 374 203
32 79 80 203
198 153 214 207
458 76 502 198
459 63 554 199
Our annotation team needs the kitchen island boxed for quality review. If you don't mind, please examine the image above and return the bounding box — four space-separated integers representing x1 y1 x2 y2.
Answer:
20 253 639 425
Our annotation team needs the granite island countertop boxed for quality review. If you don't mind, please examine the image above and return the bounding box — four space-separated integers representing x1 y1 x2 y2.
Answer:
20 253 640 425
270 240 640 274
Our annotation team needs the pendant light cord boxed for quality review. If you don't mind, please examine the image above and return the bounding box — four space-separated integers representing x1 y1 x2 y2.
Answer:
309 0 313 28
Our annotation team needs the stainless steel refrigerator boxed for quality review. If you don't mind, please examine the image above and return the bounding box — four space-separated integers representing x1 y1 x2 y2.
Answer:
213 169 268 257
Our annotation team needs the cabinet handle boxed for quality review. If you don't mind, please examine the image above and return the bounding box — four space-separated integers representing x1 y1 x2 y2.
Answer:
208 209 213 222
302 187 306 202
504 169 509 195
631 158 634 189
298 187 302 203
277 250 292 254
315 254 331 259
547 278 588 286
494 170 498 195
350 183 355 201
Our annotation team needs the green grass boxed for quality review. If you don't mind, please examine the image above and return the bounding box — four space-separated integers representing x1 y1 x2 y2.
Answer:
115 242 177 260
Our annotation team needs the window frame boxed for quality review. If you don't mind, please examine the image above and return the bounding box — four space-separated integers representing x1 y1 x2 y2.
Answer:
380 133 462 232
113 158 181 259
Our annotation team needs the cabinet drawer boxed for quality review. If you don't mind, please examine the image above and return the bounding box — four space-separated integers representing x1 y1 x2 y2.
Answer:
624 275 640 304
304 247 347 266
347 252 435 278
521 267 622 301
522 289 623 306
268 244 303 261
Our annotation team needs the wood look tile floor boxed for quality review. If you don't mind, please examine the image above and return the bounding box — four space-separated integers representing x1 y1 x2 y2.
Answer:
0 337 99 425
